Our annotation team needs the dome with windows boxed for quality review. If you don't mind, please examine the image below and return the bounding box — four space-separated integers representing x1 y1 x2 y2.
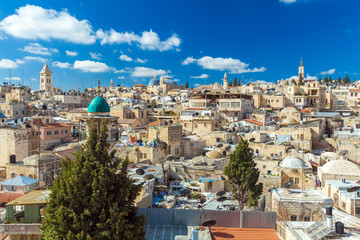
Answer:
87 96 110 113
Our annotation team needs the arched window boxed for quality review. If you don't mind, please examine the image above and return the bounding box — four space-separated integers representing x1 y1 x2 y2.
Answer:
11 173 16 178
29 174 33 179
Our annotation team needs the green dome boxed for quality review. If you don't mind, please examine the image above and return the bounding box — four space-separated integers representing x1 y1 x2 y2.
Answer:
87 96 110 113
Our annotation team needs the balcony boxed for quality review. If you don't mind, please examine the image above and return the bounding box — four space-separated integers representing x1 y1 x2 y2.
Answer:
2 223 42 235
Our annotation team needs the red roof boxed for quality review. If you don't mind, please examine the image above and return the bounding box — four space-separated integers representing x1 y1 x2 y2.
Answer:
134 84 146 87
211 227 280 240
186 108 205 111
349 89 360 93
301 109 312 113
243 119 263 126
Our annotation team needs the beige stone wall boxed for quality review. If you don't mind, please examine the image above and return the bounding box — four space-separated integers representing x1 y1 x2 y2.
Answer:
9 234 41 240
6 164 37 180
0 128 31 168
280 169 315 189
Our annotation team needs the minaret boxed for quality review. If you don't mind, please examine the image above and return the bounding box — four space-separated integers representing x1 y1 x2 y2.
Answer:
97 77 101 95
298 58 304 80
110 78 114 90
223 72 228 89
40 63 53 95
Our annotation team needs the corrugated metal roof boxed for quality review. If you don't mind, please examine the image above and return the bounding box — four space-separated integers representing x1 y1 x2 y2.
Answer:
1 176 38 186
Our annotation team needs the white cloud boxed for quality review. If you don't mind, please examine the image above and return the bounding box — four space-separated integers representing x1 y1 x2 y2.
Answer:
182 57 196 65
5 77 21 81
320 69 336 75
119 54 133 62
66 50 78 56
131 67 169 77
0 59 18 69
31 77 37 81
191 74 209 79
90 52 102 60
279 0 296 3
194 83 201 87
52 61 71 68
114 69 127 73
284 75 317 81
20 42 58 55
135 58 148 63
117 76 125 79
96 29 181 51
182 56 266 74
15 59 25 64
73 60 110 72
0 5 96 44
23 56 46 63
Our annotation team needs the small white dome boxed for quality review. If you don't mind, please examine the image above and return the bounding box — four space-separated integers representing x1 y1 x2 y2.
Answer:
280 156 308 169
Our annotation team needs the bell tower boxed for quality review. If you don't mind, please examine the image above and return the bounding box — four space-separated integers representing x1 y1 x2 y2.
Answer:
223 72 228 89
40 63 53 95
298 58 304 80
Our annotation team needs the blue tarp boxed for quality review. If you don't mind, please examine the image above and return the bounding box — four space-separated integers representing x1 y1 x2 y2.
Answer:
1 176 38 186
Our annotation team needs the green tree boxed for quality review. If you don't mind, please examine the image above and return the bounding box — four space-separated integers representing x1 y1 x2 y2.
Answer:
224 138 263 209
298 75 304 85
42 120 146 239
318 76 322 84
337 77 342 84
184 81 189 88
329 76 333 83
324 76 328 83
228 82 233 87
233 77 237 87
354 78 357 83
291 79 296 85
343 73 351 84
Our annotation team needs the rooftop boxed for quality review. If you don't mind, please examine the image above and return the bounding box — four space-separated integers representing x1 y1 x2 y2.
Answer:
7 190 51 205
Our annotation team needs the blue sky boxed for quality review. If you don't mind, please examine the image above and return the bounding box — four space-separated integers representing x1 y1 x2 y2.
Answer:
0 0 359 90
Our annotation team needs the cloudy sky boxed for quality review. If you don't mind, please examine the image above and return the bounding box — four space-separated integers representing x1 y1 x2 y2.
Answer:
0 0 359 90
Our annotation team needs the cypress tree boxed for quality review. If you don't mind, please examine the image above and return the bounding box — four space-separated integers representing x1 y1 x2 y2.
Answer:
343 74 350 84
228 82 233 87
184 81 189 88
329 76 333 83
318 76 322 84
324 76 328 83
233 77 237 87
41 120 146 239
337 77 342 84
224 138 263 210
298 75 304 85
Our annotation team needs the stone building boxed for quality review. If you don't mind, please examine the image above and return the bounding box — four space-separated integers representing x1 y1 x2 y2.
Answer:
0 128 31 171
279 156 314 189
318 159 360 183
40 63 53 97
271 188 333 222
147 120 183 159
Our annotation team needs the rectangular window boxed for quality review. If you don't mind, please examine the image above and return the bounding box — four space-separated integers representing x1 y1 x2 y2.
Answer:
356 208 360 214
65 130 68 134
291 216 297 221
143 153 147 159
54 131 59 135
304 216 310 221
295 178 299 184
263 165 266 169
289 177 294 182
47 131 51 136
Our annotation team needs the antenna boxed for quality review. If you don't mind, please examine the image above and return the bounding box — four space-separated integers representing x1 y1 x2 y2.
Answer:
8 69 11 86
21 69 24 86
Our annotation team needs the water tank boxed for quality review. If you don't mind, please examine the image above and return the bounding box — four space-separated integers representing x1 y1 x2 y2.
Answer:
335 221 344 235
192 230 199 240
326 206 332 216
9 154 16 164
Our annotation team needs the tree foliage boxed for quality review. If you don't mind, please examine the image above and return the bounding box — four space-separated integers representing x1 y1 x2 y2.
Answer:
224 138 263 209
228 82 233 87
42 120 146 239
298 75 304 85
184 81 189 88
233 77 237 87
343 73 351 84
318 76 321 84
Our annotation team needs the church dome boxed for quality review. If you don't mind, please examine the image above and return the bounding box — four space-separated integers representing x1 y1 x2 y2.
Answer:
87 96 110 113
149 76 160 86
280 156 308 169
206 151 223 159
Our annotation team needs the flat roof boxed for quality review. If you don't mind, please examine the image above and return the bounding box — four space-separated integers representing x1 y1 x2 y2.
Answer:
7 190 50 205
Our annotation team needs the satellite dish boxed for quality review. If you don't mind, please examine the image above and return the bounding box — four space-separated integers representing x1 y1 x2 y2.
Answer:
166 155 175 161
281 181 293 188
216 191 226 197
201 220 216 227
225 146 231 151
338 150 348 156
180 189 191 195
136 168 145 175
217 196 227 202
143 174 155 180
217 144 223 148
347 186 360 192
